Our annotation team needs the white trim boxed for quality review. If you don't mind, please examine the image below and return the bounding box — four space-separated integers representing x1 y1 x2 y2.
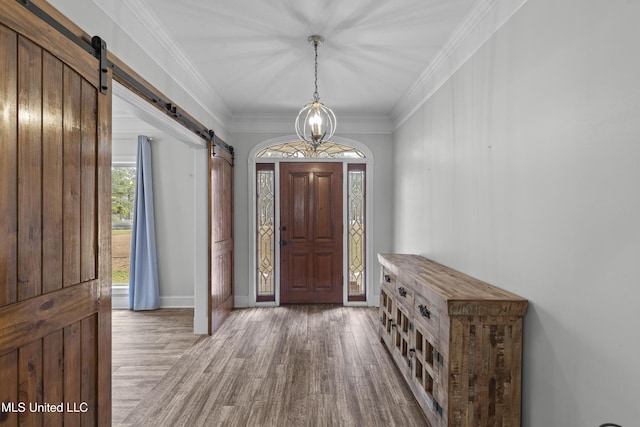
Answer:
159 296 194 308
391 0 528 129
234 295 250 308
274 161 281 306
248 136 375 307
111 286 194 309
112 285 129 309
92 0 232 127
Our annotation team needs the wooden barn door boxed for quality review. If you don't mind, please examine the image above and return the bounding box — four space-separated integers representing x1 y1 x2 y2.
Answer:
280 162 343 304
209 143 234 334
0 1 112 425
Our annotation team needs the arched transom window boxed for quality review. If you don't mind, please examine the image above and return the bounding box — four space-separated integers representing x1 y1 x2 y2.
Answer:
256 140 365 159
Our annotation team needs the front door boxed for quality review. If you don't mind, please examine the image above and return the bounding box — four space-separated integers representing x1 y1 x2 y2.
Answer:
0 1 112 424
280 162 343 303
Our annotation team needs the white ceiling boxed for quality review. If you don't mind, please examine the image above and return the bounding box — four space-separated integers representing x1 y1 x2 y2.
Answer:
101 0 526 134
145 0 475 116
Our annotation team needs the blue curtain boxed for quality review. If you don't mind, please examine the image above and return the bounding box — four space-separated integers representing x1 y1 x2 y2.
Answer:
129 135 160 310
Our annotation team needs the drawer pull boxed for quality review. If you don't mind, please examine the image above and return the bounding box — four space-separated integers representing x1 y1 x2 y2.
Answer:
419 304 431 319
434 399 443 416
384 274 391 283
433 348 444 365
398 287 407 297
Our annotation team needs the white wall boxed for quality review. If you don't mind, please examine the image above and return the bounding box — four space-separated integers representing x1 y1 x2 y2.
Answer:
112 132 203 308
392 0 640 425
231 132 394 306
150 136 197 306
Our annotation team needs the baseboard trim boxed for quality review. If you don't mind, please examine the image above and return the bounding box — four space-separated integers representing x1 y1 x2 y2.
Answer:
111 286 194 309
234 295 249 308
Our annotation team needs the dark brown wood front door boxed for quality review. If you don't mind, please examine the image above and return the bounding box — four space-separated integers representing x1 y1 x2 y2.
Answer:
280 162 343 304
0 1 112 424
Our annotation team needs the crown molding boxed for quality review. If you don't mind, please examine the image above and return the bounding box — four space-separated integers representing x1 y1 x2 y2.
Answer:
391 0 528 130
92 0 232 127
229 113 393 135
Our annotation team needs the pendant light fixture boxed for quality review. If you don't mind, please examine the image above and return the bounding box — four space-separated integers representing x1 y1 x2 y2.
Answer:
295 35 336 151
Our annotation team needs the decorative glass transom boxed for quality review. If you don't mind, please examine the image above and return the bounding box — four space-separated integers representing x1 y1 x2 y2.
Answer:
257 141 365 159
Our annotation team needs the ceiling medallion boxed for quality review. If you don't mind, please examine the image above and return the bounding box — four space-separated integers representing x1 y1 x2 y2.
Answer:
295 35 337 151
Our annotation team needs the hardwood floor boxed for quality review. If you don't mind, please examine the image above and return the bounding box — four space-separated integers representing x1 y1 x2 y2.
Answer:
112 306 429 426
112 309 202 425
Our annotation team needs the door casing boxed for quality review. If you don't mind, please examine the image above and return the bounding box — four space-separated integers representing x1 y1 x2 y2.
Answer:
248 136 374 307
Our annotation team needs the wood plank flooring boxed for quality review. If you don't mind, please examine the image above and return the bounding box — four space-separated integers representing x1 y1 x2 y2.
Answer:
112 306 429 426
112 309 202 425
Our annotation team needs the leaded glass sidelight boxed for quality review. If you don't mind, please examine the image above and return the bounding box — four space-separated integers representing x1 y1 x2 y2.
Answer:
348 164 366 301
256 164 275 301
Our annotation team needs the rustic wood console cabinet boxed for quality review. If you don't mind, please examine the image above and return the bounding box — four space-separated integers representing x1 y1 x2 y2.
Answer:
378 254 528 427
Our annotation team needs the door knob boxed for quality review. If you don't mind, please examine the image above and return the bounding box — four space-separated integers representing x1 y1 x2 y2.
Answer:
281 225 287 231
281 240 287 246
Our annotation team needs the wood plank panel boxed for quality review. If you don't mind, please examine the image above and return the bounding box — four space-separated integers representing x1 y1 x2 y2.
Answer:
0 280 99 357
81 315 97 426
17 36 42 302
43 330 64 427
1 2 111 425
0 350 18 425
80 79 97 283
64 321 81 427
42 51 64 295
96 61 113 427
0 0 100 89
63 65 82 288
18 339 43 427
0 24 18 308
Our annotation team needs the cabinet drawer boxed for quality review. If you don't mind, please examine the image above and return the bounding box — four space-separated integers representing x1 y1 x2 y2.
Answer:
414 293 439 339
381 278 395 296
395 279 414 309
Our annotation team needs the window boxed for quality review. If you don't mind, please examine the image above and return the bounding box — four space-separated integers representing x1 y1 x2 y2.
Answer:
256 140 365 159
256 163 275 301
348 164 366 301
111 165 136 284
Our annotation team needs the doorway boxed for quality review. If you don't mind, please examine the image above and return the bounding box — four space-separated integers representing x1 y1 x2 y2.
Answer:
251 137 373 306
280 162 343 303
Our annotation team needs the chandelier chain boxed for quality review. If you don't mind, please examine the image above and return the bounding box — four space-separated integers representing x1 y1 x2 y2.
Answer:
313 40 319 102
